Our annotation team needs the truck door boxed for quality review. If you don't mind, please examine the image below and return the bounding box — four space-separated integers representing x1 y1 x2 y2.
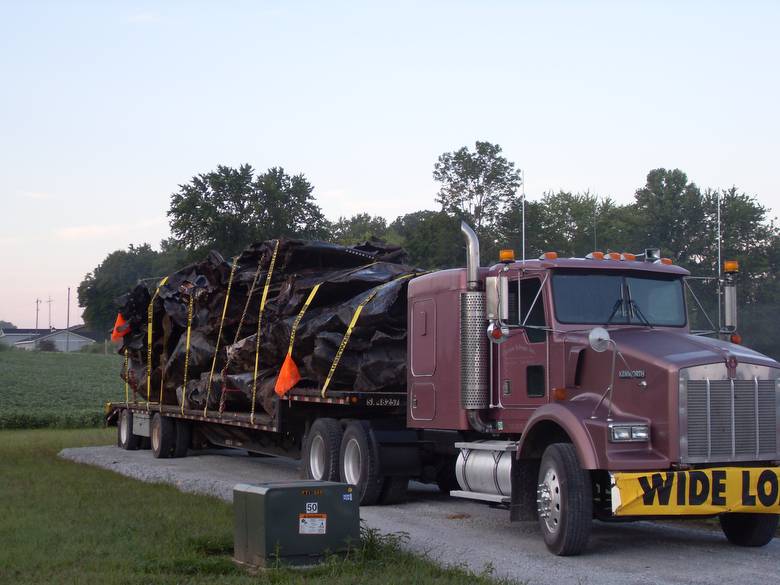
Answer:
497 276 548 411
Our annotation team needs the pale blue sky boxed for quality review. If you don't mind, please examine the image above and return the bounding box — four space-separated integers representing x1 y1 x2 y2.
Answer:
1 1 778 328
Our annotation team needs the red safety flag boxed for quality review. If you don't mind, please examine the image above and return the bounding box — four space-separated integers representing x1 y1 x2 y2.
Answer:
111 312 131 342
274 282 322 397
274 351 301 397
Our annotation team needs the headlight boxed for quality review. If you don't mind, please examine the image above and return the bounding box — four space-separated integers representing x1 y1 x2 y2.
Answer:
609 423 650 442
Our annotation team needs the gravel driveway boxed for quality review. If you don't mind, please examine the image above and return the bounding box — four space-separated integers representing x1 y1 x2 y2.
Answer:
59 445 780 585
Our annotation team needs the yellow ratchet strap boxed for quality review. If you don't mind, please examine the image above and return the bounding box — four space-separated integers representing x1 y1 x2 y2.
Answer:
180 293 195 415
219 259 263 415
250 240 280 424
203 258 238 416
286 282 322 357
146 276 169 409
124 348 130 405
320 273 415 397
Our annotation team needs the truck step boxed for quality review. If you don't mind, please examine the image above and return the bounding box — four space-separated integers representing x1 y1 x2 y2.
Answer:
454 440 517 452
450 489 511 504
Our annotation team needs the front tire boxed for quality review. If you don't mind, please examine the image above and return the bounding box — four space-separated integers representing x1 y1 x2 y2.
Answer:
537 443 592 556
301 418 343 481
720 513 778 547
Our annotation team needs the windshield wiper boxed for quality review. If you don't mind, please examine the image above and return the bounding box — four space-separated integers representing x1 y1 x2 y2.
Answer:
628 299 654 328
604 298 625 326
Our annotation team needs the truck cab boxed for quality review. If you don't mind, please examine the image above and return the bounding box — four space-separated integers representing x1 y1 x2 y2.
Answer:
407 222 780 555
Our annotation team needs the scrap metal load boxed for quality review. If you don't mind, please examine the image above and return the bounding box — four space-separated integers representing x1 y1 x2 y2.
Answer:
115 238 419 418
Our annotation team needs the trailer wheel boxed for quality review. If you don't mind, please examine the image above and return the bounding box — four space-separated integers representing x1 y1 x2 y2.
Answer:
720 513 778 547
117 409 140 451
340 420 384 506
302 418 342 481
537 443 592 556
173 420 191 458
151 413 176 459
379 476 409 505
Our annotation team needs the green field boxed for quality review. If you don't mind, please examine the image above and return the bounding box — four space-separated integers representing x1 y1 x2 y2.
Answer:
0 350 123 429
0 428 514 585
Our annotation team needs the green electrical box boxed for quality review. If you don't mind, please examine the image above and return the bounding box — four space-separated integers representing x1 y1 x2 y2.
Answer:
233 481 360 567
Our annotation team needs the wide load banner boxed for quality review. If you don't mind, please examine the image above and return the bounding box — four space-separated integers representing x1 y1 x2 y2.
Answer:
612 467 780 516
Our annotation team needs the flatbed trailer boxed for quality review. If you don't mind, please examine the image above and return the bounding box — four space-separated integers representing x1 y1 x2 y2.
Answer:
106 387 455 504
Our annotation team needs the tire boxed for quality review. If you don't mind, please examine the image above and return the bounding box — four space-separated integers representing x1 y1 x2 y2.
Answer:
537 443 592 556
379 476 409 505
720 513 778 547
339 420 384 506
117 409 140 451
151 413 176 459
173 420 191 458
301 418 343 481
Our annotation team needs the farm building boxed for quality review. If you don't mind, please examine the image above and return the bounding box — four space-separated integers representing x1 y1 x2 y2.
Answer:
0 325 101 352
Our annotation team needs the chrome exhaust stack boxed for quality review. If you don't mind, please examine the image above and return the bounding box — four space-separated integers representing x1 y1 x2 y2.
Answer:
459 221 488 411
461 221 481 292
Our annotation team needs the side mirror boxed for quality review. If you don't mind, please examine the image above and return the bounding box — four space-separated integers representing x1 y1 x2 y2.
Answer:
588 327 611 352
486 275 509 322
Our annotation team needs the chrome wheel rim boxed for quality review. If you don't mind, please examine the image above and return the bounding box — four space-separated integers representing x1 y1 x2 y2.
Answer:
151 420 160 452
343 438 362 486
309 435 326 479
538 467 561 534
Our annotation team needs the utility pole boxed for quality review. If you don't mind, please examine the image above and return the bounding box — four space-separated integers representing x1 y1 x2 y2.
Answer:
35 298 41 330
66 287 71 352
47 296 53 330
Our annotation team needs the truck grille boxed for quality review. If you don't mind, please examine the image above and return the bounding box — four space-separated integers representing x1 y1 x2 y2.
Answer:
681 376 778 464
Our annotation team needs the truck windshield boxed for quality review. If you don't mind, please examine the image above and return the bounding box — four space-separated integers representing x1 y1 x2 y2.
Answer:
551 271 686 326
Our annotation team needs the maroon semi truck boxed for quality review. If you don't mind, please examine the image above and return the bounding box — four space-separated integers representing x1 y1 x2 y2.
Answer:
109 222 780 555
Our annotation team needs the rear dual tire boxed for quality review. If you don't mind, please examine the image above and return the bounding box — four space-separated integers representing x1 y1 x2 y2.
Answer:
117 409 140 450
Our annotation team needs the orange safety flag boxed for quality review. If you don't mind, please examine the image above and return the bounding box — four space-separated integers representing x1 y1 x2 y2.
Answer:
111 313 130 342
274 283 322 397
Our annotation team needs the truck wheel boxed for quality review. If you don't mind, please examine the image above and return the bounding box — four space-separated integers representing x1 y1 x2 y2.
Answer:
173 420 191 458
117 409 140 451
537 443 592 556
151 413 176 459
720 513 778 547
379 476 409 505
340 420 384 506
302 418 342 481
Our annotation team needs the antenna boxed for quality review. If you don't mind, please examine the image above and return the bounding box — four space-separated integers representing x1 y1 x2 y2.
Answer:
521 169 526 265
66 287 71 352
717 190 722 333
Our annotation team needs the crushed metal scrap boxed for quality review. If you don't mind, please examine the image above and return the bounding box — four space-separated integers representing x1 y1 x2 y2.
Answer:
116 238 420 417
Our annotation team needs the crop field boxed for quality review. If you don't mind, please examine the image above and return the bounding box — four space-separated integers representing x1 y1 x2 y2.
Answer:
0 350 123 429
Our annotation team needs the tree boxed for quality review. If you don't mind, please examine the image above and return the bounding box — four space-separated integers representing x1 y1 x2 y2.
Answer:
433 141 522 233
633 168 707 264
0 320 16 330
168 164 328 257
77 244 163 337
331 213 388 245
390 211 463 269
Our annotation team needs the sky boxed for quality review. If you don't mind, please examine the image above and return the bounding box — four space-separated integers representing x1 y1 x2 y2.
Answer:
1 0 779 328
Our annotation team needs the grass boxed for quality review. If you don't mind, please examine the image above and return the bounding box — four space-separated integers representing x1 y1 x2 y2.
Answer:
0 350 123 429
0 428 516 585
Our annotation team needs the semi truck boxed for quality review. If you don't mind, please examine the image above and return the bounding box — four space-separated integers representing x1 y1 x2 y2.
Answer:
108 222 780 555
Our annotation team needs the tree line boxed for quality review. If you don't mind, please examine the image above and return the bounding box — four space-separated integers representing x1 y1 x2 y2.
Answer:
77 141 780 359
